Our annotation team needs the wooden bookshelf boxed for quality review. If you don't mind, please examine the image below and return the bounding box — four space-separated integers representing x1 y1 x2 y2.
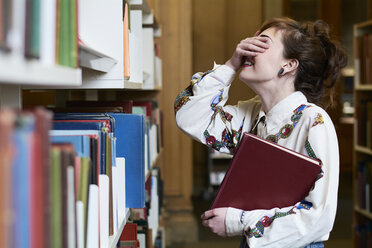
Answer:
109 208 130 248
353 20 372 247
0 0 165 247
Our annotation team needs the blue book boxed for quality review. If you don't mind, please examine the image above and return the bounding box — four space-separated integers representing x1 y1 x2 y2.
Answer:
109 113 145 208
12 115 34 248
52 122 107 174
49 132 91 158
53 113 115 132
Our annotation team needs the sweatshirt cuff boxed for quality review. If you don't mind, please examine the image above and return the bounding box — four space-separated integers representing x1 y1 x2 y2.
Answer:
225 207 245 236
211 63 236 87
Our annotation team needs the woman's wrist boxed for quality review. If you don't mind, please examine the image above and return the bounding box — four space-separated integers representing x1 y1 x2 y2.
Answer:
225 59 240 72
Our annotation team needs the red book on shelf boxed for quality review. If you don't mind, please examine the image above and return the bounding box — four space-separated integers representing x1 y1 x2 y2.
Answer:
211 132 322 211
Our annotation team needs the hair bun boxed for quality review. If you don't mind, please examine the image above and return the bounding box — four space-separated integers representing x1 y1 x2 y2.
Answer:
301 20 330 40
313 20 330 38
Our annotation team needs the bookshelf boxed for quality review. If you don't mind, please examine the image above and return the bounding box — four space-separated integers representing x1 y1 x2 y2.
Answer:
353 19 372 247
0 0 164 247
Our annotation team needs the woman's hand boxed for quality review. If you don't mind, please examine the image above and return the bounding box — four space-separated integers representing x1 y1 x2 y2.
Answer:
201 208 228 237
225 35 270 71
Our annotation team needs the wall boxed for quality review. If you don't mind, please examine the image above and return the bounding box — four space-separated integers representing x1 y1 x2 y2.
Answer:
192 0 263 196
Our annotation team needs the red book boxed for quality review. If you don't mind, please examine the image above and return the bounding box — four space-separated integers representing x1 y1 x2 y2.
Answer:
211 132 322 211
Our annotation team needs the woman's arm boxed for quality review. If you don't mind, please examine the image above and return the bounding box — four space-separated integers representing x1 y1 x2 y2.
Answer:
174 64 244 153
175 36 269 153
225 108 339 247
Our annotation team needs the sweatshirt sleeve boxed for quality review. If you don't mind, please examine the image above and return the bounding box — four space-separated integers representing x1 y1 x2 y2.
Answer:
175 64 249 153
225 109 339 247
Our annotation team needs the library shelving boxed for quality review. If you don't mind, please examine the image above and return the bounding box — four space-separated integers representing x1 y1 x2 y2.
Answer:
0 0 164 247
353 19 372 247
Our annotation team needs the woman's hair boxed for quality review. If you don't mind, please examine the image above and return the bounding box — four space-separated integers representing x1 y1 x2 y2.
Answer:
258 17 348 107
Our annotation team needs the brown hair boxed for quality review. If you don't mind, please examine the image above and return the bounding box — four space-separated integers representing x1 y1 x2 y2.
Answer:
258 17 348 107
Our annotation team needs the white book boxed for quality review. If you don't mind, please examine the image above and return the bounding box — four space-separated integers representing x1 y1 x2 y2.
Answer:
145 132 149 176
99 175 110 248
67 166 76 248
86 184 99 248
154 56 162 88
8 0 26 57
116 157 126 222
129 10 143 84
142 27 155 89
40 0 57 65
148 176 159 243
76 201 84 248
150 124 158 165
138 233 146 248
79 0 124 86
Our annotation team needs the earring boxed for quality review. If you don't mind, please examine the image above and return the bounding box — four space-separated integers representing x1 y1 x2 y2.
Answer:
278 68 284 75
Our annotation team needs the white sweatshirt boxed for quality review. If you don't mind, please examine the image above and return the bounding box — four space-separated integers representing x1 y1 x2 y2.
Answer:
174 64 339 248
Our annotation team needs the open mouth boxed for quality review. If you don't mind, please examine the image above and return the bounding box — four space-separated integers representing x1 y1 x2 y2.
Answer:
243 58 254 67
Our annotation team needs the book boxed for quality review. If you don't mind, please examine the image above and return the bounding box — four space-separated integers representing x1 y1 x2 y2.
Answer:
210 132 322 211
0 110 15 248
86 184 99 248
50 146 62 248
109 113 145 208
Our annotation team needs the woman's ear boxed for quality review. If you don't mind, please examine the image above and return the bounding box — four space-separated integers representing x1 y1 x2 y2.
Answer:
282 59 299 75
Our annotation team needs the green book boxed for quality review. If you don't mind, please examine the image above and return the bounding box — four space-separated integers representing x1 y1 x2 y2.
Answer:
31 0 41 58
69 0 77 67
78 157 91 246
57 0 70 66
50 148 62 248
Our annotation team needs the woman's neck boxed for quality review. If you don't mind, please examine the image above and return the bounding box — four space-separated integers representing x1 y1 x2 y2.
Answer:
255 81 296 113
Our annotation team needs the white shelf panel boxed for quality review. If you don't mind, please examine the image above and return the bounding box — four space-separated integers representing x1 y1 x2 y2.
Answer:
109 208 130 248
79 43 118 72
0 55 81 86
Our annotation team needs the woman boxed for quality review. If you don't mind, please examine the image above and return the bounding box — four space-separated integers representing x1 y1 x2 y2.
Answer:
174 17 347 248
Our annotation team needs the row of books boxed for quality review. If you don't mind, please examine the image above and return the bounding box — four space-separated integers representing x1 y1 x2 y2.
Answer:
119 223 164 248
355 33 372 85
355 220 372 248
357 160 372 211
125 167 164 248
79 0 162 88
355 99 372 148
0 0 78 67
0 100 163 248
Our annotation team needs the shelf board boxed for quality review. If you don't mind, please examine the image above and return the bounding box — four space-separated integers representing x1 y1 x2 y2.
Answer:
124 80 143 89
210 152 233 159
109 208 130 248
340 116 354 125
354 206 372 219
354 19 372 29
0 55 81 86
355 145 372 155
79 43 118 72
355 84 372 91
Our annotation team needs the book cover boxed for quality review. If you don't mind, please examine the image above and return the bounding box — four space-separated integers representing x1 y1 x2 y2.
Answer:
50 146 62 248
211 132 322 211
86 184 99 248
109 113 145 208
0 110 15 248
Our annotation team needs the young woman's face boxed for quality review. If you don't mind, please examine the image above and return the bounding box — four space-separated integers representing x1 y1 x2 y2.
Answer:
239 27 286 85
